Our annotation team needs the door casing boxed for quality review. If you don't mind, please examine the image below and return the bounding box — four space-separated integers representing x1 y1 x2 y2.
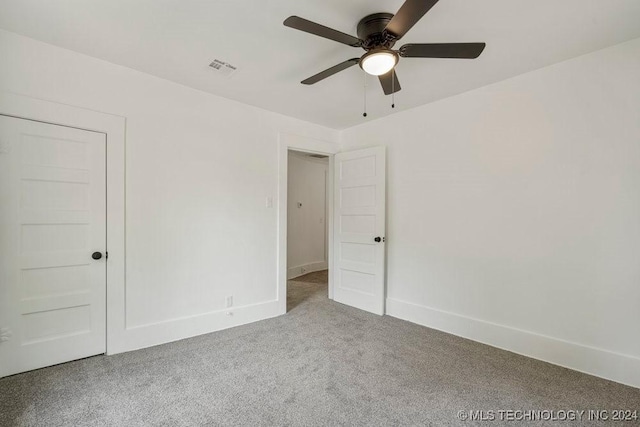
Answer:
277 133 338 313
0 92 126 355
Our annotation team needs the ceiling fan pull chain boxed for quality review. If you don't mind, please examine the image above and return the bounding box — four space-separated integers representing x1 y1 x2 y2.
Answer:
363 72 368 118
392 69 395 109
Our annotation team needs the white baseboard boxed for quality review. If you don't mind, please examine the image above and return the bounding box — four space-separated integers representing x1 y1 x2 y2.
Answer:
288 261 327 280
386 298 640 389
108 300 282 354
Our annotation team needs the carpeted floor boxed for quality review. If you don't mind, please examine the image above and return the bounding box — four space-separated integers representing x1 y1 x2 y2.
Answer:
1 269 638 426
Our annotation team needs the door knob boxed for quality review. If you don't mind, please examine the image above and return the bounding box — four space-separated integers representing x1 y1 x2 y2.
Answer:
374 237 382 242
92 252 103 260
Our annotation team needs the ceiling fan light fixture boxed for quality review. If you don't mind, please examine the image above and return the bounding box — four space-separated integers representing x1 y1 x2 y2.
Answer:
360 49 398 76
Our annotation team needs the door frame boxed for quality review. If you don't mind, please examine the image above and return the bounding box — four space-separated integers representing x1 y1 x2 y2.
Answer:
0 92 126 355
277 132 338 314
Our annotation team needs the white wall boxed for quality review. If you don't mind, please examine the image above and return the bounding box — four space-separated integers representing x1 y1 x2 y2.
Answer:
287 151 328 278
2 27 639 387
341 38 640 388
0 30 339 351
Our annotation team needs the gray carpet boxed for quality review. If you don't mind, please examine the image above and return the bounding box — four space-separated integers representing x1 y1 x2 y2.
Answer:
1 269 638 426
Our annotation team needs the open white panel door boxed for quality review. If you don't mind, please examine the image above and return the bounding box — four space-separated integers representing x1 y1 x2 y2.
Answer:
333 146 385 315
0 115 106 377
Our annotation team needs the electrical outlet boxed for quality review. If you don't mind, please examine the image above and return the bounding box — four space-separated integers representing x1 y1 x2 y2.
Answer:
225 296 233 308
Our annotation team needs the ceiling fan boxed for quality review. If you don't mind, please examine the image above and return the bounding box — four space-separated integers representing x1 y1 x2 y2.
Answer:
284 0 485 96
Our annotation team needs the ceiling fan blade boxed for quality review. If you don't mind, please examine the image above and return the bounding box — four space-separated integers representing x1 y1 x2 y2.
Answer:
385 0 439 39
301 58 360 85
399 43 486 59
378 70 401 95
284 16 362 47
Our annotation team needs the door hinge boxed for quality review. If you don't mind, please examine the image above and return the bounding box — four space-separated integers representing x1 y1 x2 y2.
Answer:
0 327 12 342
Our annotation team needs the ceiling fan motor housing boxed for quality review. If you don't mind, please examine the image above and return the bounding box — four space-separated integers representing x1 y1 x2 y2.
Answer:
357 13 397 50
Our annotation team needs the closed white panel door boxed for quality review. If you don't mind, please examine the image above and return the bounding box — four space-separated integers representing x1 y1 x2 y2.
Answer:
333 147 385 315
0 115 106 377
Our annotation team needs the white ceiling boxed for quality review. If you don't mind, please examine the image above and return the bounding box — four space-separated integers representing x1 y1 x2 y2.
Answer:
1 0 639 129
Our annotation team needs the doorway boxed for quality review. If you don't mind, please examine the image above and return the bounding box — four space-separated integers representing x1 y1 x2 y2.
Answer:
286 150 330 311
277 134 386 317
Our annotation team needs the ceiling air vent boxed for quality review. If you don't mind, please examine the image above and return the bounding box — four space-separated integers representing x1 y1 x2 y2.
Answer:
208 59 237 77
308 154 328 159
